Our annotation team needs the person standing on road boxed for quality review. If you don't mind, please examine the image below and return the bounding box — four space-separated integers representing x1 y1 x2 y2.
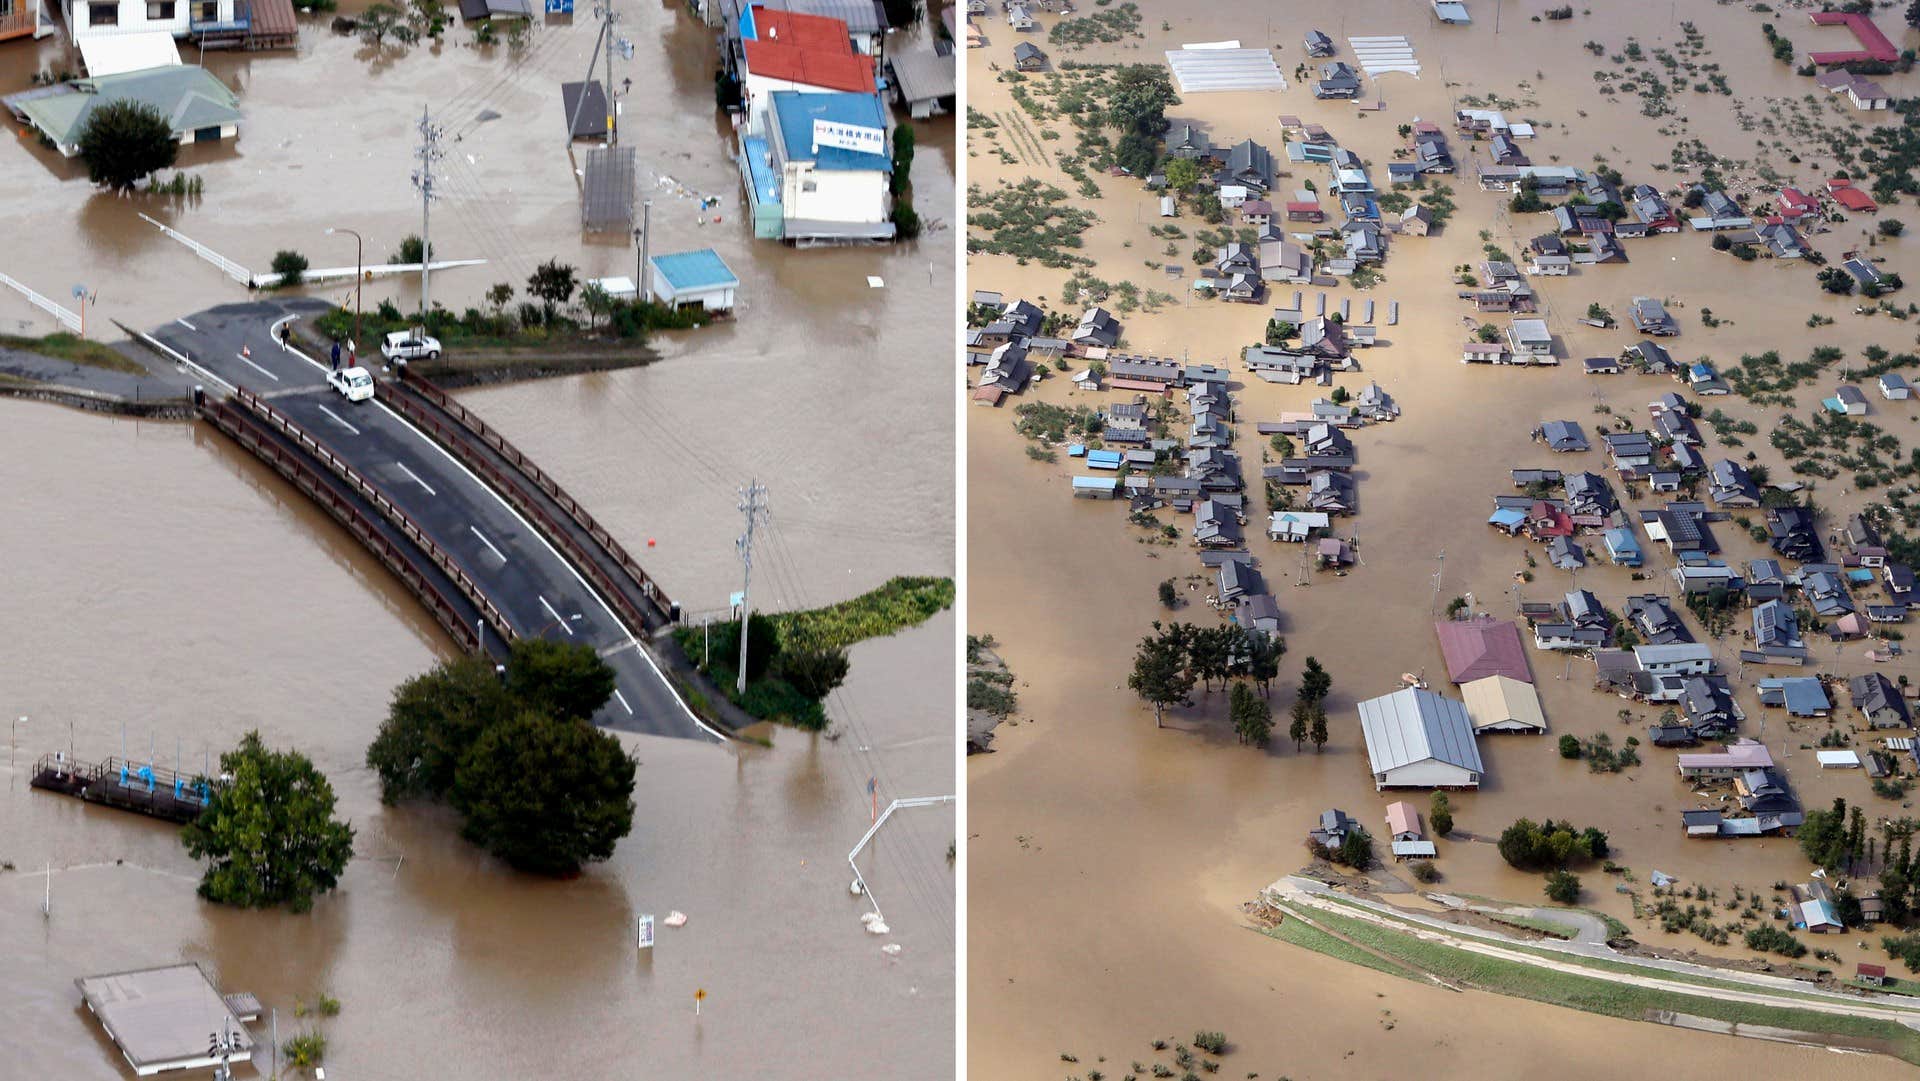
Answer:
347 338 357 368
330 340 341 371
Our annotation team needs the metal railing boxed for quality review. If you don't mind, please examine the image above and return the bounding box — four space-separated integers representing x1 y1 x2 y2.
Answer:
199 392 506 654
389 368 676 623
229 385 518 646
377 380 657 641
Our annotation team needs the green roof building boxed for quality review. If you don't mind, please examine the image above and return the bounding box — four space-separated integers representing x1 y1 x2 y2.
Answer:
4 65 240 157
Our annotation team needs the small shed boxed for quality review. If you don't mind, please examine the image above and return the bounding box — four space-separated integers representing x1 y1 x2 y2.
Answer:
76 964 257 1077
1858 962 1888 987
648 249 740 311
560 80 612 140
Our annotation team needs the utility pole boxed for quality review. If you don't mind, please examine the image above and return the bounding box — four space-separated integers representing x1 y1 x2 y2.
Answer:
735 480 770 697
604 0 627 147
636 199 652 304
411 106 443 323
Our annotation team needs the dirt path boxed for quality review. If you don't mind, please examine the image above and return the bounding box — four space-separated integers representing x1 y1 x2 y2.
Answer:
1270 877 1920 1029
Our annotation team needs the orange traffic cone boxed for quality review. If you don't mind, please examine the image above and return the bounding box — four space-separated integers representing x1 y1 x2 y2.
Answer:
241 345 251 358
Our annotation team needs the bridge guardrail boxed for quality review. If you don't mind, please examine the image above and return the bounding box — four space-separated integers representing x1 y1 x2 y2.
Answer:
392 367 676 621
198 395 492 654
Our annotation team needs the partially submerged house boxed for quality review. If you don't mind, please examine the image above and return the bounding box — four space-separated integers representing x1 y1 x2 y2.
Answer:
1460 674 1547 733
1434 617 1532 684
5 65 241 157
1357 687 1485 789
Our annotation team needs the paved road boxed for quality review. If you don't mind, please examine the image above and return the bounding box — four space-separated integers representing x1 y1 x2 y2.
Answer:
147 299 718 742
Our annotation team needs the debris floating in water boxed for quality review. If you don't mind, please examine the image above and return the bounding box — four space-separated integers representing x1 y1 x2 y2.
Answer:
664 911 688 928
880 943 902 956
867 276 885 288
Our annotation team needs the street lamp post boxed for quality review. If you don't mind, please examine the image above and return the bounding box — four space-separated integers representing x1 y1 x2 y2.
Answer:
325 227 365 350
11 716 26 789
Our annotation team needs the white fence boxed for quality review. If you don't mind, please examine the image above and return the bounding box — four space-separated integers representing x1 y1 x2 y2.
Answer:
0 271 82 333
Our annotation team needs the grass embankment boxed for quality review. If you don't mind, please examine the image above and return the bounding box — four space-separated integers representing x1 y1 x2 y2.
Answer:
0 333 147 376
1267 901 1920 1065
1484 913 1580 940
672 576 954 731
1259 915 1423 983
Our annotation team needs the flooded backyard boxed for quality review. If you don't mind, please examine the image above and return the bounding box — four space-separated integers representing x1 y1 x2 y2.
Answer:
970 0 1920 1076
0 3 954 1078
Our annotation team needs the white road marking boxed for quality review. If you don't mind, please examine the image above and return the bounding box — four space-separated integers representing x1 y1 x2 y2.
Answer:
539 594 574 635
614 689 633 715
235 351 280 382
271 334 726 742
316 404 362 435
469 526 507 564
395 461 437 495
175 318 197 331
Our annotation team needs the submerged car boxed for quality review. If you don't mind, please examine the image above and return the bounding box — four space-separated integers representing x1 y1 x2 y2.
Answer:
327 365 375 403
379 329 441 361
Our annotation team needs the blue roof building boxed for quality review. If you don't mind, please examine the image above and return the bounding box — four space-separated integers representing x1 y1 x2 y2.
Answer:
739 134 785 239
1604 526 1642 566
769 91 892 173
646 249 740 312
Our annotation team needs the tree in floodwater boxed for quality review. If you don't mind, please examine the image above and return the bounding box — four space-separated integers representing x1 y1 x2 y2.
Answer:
182 731 355 913
1230 681 1272 747
450 711 636 876
77 99 178 192
1128 621 1194 728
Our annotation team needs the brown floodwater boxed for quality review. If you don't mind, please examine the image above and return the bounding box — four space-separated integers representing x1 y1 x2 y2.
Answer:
0 4 954 1078
970 1 1920 1077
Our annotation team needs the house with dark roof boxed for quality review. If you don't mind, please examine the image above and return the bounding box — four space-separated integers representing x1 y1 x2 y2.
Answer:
1753 600 1805 655
1217 138 1274 193
1194 498 1242 548
1304 29 1334 57
1629 296 1679 336
1851 673 1911 729
1166 121 1215 162
1563 471 1615 517
1314 61 1362 99
1627 593 1694 645
1766 506 1824 563
1539 420 1588 453
1681 676 1740 738
1708 460 1761 508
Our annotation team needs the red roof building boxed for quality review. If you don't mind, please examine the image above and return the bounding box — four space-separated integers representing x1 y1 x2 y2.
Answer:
1806 11 1898 66
1858 961 1888 985
1828 178 1879 213
1776 187 1815 218
1286 201 1324 221
1526 499 1574 538
1434 617 1534 685
751 5 855 51
740 6 875 95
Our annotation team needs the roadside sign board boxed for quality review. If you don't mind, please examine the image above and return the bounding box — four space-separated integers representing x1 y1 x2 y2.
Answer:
637 914 655 950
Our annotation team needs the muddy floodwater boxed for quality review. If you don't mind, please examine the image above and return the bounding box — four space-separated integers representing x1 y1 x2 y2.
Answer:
0 4 954 1078
971 0 1920 1077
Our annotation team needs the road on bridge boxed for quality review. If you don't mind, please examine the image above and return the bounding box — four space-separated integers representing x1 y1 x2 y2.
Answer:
148 299 718 742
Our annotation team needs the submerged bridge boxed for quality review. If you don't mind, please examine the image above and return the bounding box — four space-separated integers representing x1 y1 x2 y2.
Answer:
135 299 722 742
